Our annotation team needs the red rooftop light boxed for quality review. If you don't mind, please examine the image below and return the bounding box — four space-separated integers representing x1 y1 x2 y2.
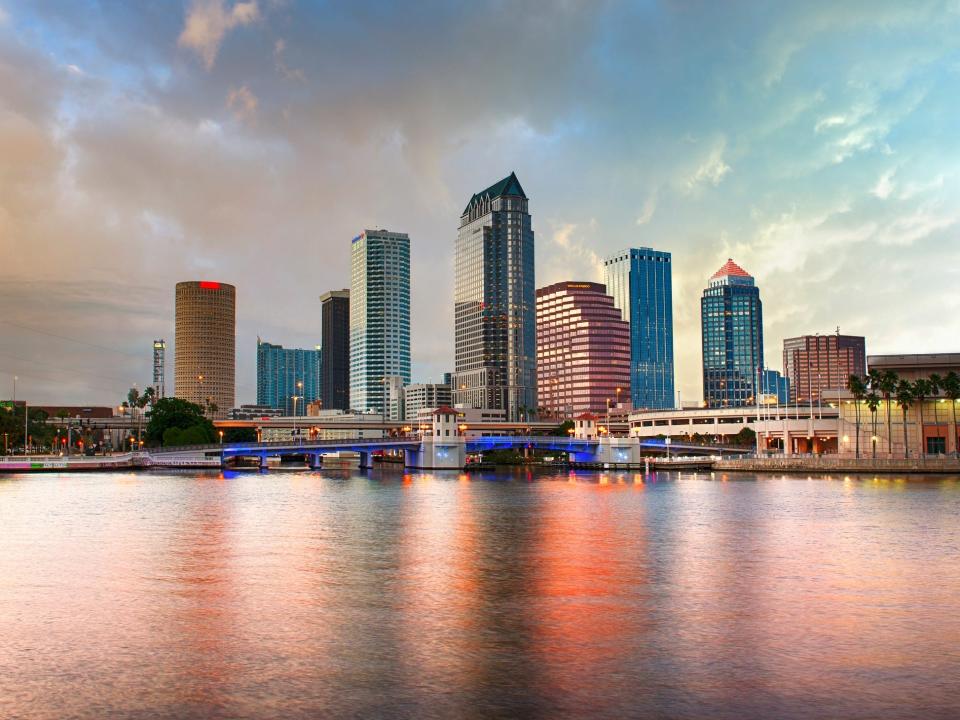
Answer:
199 281 221 290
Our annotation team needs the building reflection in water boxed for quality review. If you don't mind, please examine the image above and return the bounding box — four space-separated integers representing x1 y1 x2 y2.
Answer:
2 469 960 719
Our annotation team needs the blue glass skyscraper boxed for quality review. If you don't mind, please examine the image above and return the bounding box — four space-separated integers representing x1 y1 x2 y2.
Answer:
701 259 764 408
603 248 675 410
256 339 322 414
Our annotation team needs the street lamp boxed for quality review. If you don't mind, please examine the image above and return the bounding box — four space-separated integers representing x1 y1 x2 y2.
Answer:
218 430 224 444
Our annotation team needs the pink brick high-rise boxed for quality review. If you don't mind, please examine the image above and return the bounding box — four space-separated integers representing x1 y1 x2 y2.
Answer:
536 281 631 418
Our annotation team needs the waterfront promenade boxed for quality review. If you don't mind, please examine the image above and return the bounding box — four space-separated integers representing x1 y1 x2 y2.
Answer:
715 455 960 475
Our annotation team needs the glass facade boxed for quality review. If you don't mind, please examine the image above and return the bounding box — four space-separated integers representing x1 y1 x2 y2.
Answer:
701 259 764 408
256 339 321 415
761 369 791 405
453 172 536 421
536 281 630 417
320 290 350 411
602 248 675 410
350 230 411 413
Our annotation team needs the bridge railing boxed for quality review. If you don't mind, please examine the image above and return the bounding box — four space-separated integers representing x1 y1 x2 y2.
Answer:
150 436 421 454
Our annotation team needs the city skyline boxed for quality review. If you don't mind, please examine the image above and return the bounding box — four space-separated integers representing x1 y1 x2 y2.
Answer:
2 1 959 407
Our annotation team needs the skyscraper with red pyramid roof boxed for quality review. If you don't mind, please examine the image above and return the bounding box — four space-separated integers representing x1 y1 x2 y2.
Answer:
701 259 764 407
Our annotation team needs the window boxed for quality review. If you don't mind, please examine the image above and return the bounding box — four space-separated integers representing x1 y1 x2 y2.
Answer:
926 436 946 455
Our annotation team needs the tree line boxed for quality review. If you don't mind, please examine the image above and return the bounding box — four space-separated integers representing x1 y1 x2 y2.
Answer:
846 370 959 459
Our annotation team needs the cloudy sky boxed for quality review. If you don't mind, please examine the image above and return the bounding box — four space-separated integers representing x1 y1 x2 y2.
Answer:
2 0 959 407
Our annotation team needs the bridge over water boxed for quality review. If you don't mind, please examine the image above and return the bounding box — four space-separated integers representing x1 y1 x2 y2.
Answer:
147 411 747 470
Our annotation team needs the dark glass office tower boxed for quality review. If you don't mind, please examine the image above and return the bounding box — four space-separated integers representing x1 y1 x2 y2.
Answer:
453 172 536 421
603 248 675 410
319 289 349 411
701 259 764 407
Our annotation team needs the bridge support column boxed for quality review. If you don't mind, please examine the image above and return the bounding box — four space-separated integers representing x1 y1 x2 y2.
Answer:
309 453 321 470
570 436 643 467
358 451 371 469
259 454 267 471
405 437 465 469
405 407 466 470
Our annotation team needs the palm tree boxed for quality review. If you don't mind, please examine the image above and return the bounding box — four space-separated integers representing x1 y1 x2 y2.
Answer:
943 371 960 457
866 388 881 459
913 378 930 457
876 369 898 457
929 374 944 455
895 380 913 459
847 374 867 458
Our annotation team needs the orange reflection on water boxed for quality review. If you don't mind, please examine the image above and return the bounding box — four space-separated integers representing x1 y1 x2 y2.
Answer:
530 479 651 708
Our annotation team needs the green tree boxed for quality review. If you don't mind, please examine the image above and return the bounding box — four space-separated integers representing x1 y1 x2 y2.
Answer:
548 420 574 437
913 378 930 456
847 374 867 458
875 369 898 457
894 380 913 459
146 397 215 446
929 374 944 453
732 426 756 447
943 371 960 457
866 388 881 459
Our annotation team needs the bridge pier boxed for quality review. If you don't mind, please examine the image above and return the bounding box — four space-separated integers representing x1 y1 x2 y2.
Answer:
405 407 466 469
358 450 371 469
308 453 321 470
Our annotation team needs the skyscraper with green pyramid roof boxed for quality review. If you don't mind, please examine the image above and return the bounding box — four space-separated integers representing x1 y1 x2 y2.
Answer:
453 172 536 421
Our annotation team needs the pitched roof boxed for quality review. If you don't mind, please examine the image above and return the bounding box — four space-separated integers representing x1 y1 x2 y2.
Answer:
575 412 599 421
433 406 460 416
463 172 526 214
710 258 752 280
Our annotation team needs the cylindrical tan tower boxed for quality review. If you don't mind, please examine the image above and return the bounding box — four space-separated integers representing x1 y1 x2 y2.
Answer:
174 281 236 419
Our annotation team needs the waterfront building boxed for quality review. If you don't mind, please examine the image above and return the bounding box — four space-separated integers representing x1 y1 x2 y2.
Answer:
831 353 960 457
350 230 411 413
152 340 166 398
261 411 386 442
404 383 452 421
319 290 350 411
628 405 839 454
174 280 236 418
700 259 764 408
602 248 675 410
452 172 536 421
412 405 508 438
256 339 321 415
761 369 791 405
783 333 866 403
229 404 285 420
536 281 630 418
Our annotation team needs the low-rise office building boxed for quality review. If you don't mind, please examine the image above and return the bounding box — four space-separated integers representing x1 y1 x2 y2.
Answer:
404 383 452 420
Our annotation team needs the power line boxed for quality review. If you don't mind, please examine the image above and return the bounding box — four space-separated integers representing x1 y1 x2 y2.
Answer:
0 319 143 358
0 350 136 386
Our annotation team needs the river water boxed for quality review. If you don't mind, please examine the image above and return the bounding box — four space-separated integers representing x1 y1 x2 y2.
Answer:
1 469 959 719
